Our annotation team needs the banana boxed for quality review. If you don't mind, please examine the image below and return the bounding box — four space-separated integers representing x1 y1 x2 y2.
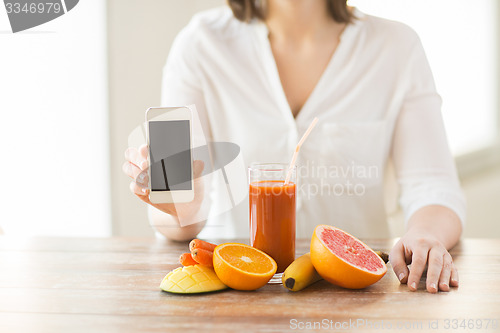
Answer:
282 252 323 291
375 251 389 264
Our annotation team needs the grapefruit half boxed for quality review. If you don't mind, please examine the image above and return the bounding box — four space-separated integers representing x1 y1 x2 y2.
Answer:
310 225 387 289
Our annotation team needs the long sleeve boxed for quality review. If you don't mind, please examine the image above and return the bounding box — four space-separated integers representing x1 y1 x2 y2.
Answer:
161 22 212 144
391 37 466 228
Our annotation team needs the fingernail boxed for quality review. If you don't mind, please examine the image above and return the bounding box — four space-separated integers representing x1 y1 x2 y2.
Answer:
411 282 417 290
430 283 437 291
398 273 405 281
137 173 145 183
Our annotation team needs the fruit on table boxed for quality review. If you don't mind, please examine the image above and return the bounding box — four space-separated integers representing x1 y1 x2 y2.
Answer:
282 252 323 291
160 264 228 294
213 243 277 290
310 225 387 289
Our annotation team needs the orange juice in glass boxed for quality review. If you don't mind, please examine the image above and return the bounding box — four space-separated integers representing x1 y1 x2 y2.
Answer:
249 163 296 283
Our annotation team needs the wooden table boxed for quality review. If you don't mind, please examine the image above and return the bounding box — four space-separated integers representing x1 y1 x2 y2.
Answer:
0 237 498 332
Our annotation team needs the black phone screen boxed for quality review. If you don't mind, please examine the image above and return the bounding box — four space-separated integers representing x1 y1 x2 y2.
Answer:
148 120 192 191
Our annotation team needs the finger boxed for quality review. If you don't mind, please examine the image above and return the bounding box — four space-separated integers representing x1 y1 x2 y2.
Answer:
125 147 148 170
122 161 139 179
407 246 430 291
389 242 410 284
450 262 459 288
425 248 444 293
136 170 149 188
124 147 137 162
438 253 453 292
122 161 138 179
122 162 149 187
139 144 148 159
129 180 147 196
193 160 205 179
129 181 151 204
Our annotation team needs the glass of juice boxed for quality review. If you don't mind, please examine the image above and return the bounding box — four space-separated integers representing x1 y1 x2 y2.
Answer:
249 163 296 284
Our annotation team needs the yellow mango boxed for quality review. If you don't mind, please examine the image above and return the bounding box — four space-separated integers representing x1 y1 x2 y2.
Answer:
160 264 228 294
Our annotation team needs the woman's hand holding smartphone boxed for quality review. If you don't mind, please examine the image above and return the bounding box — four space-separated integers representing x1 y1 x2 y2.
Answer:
124 106 207 225
123 144 206 221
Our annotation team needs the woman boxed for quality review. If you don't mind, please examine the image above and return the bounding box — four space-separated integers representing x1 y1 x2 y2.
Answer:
123 0 465 293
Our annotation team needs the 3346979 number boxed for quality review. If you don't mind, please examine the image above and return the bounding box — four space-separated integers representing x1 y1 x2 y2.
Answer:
443 319 498 330
5 2 62 14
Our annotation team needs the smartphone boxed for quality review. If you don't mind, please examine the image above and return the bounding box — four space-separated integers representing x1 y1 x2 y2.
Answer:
146 106 194 204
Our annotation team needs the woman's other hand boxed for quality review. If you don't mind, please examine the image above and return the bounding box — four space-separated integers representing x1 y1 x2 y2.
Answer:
389 205 462 293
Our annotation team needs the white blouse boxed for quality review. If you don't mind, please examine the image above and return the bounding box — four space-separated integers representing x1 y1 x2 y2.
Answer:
158 6 466 239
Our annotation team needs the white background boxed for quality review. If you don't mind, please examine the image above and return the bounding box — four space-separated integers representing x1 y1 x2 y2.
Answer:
0 0 110 236
349 0 498 155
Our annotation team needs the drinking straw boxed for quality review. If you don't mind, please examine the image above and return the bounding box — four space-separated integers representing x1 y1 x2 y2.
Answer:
284 117 319 185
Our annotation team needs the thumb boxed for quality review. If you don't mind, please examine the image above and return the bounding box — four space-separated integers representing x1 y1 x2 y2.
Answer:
389 242 410 284
130 181 152 205
193 160 205 179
